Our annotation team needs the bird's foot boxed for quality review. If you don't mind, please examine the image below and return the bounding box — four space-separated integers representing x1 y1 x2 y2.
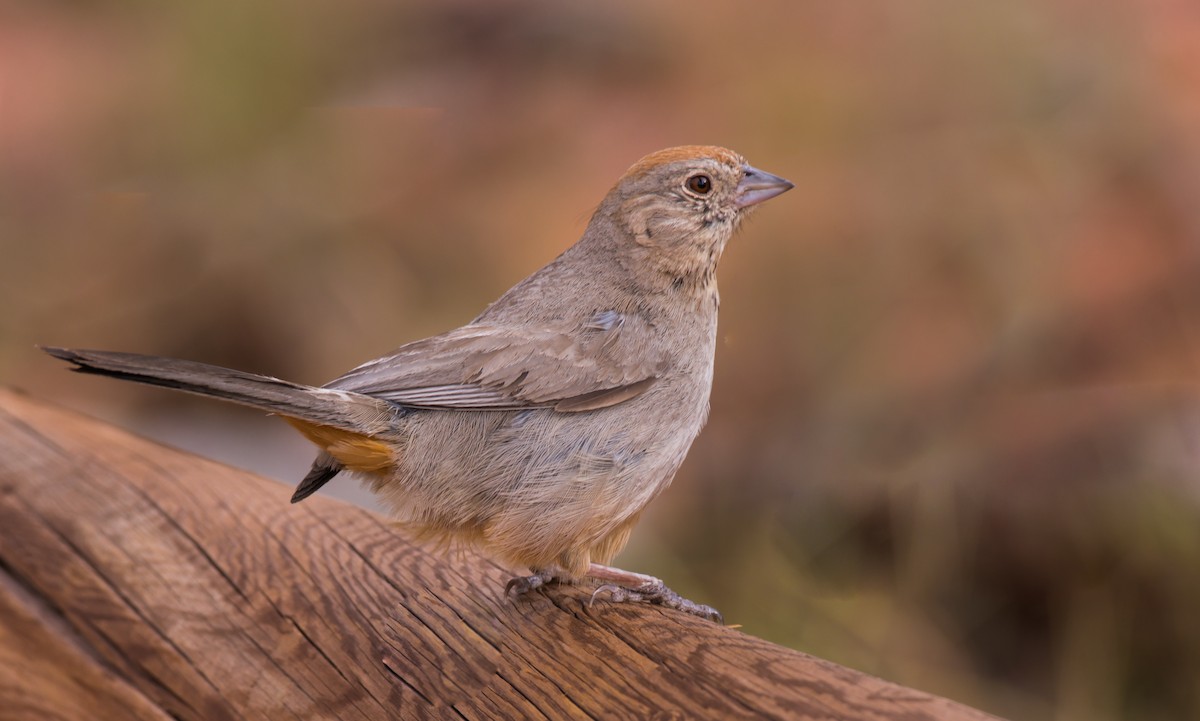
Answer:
505 568 562 598
586 564 723 623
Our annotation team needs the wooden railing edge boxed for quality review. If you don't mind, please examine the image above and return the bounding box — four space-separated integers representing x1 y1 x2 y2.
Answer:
0 388 1003 721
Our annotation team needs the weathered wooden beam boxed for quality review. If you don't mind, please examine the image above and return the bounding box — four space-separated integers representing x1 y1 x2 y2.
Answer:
0 389 1001 720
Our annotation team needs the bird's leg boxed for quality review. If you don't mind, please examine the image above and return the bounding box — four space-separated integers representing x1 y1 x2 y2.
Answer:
586 563 723 622
505 567 565 598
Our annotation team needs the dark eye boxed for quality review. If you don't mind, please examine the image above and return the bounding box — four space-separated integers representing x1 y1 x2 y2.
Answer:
685 174 712 195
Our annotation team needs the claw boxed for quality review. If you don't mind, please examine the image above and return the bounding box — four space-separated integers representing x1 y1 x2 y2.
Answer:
505 569 558 599
504 577 533 597
589 583 639 606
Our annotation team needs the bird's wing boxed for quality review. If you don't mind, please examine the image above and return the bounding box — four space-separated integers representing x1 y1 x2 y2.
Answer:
326 313 664 413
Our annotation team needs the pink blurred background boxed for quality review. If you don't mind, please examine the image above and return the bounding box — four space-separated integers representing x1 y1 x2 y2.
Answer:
5 1 1200 718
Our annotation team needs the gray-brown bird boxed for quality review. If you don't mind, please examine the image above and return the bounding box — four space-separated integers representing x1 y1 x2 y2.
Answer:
43 145 792 621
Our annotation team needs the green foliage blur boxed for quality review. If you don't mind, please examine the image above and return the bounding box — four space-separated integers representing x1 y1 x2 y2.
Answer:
4 1 1200 718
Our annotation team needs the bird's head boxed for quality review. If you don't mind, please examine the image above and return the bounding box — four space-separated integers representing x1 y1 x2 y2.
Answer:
597 145 793 293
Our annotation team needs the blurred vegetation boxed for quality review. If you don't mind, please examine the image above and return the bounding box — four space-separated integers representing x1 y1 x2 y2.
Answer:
4 1 1200 718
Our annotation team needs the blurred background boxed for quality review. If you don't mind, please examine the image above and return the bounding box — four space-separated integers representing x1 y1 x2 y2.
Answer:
3 0 1200 718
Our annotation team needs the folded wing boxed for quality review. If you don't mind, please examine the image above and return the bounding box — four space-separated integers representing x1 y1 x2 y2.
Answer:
327 314 664 413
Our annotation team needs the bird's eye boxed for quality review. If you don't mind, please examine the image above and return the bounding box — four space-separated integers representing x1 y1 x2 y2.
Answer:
685 174 712 195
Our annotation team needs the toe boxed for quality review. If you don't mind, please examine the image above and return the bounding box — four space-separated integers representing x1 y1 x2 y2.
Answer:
505 570 556 598
695 604 724 624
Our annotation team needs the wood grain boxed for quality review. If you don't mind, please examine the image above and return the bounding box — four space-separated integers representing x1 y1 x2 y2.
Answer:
0 389 1002 720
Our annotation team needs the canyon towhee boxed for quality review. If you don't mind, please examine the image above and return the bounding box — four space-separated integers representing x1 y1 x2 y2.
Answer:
44 145 792 621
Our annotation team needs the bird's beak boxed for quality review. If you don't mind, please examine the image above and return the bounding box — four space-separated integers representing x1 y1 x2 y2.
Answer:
735 165 795 209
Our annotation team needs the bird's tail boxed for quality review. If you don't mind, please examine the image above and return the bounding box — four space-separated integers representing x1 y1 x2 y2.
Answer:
40 347 399 437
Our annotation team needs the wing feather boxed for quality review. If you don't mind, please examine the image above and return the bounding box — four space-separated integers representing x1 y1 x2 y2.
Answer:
326 314 663 413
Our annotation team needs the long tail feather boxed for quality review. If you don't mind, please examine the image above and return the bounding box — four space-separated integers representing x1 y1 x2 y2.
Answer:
40 347 398 436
